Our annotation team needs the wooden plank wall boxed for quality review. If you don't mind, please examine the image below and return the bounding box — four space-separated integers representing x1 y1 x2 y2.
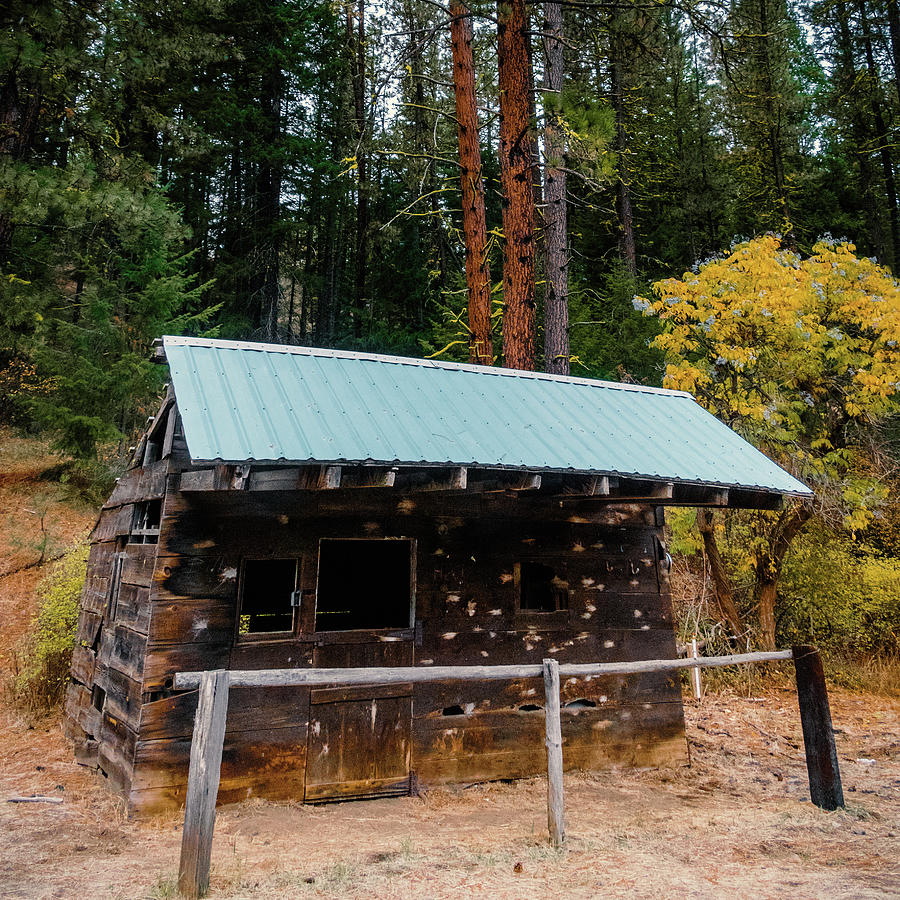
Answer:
124 486 686 813
64 458 168 792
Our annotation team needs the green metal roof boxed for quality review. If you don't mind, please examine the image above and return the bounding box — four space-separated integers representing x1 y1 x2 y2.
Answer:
162 335 811 497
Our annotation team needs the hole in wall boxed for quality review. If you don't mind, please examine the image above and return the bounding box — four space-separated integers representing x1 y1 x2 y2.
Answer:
564 699 597 709
519 704 543 712
442 705 465 717
91 685 106 712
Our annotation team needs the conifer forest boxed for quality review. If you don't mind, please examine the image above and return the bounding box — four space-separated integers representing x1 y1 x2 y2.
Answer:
4 0 900 655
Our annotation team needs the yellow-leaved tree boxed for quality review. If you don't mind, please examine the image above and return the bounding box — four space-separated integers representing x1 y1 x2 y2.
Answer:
636 235 900 649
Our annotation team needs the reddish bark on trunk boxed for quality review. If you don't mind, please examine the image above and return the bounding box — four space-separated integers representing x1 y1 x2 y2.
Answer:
497 0 536 370
542 0 569 375
450 0 494 365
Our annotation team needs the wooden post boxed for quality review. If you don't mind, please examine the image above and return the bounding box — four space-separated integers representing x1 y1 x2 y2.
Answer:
178 670 230 899
542 658 565 847
792 646 844 811
691 638 702 701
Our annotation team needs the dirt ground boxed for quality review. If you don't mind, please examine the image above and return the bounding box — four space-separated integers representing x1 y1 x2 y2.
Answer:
0 430 95 670
0 688 897 900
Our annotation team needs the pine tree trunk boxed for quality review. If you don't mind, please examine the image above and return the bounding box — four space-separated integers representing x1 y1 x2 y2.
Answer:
450 0 493 365
858 0 900 270
497 0 536 370
610 39 637 276
349 0 369 330
836 1 886 260
886 0 900 104
0 72 42 254
249 56 284 340
542 0 569 375
756 0 791 232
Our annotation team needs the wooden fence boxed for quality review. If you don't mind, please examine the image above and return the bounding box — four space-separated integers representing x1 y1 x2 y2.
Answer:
172 645 842 899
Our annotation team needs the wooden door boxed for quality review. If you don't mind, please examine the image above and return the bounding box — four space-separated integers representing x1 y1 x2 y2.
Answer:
305 683 412 801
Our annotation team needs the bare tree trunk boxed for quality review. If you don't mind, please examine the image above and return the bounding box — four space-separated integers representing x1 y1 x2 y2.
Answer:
450 0 493 365
696 509 746 638
542 0 569 375
497 0 536 370
754 504 812 651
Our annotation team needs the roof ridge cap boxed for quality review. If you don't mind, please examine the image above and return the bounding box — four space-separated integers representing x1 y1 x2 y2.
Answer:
161 335 692 399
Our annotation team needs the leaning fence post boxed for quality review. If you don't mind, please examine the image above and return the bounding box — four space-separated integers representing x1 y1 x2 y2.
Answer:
179 669 231 899
792 646 843 811
542 658 565 847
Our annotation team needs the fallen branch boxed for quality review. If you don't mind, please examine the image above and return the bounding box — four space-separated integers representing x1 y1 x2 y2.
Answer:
7 796 64 804
0 551 65 579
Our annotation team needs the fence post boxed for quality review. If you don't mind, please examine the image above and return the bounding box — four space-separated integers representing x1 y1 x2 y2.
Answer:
178 669 231 899
542 658 565 847
792 646 843 811
690 637 702 701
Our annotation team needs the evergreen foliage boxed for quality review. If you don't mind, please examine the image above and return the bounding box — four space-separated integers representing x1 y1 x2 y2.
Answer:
4 0 900 659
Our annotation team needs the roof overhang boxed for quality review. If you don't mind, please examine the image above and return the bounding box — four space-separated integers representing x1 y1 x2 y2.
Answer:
159 335 813 510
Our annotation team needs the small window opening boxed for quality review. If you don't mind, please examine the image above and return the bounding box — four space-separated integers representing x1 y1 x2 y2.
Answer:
519 561 568 612
442 705 465 717
238 559 298 636
519 703 543 712
316 539 412 631
130 500 161 544
91 685 106 712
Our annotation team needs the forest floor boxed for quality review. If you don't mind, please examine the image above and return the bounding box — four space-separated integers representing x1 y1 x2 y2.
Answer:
0 691 897 899
0 430 95 676
1 430 898 899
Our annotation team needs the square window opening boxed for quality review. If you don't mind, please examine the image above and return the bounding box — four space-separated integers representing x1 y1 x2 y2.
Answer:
518 561 568 612
239 558 298 636
316 539 413 631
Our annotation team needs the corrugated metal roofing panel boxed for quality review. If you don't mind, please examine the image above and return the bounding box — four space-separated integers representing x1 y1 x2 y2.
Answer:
162 336 812 496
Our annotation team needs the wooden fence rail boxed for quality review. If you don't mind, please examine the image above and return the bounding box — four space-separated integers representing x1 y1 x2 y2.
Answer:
174 645 840 898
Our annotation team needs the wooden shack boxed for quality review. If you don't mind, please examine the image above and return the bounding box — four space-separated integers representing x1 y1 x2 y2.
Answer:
65 336 811 814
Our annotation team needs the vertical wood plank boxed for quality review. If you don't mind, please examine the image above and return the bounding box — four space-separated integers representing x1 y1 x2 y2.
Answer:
792 645 844 811
178 670 230 899
542 657 565 847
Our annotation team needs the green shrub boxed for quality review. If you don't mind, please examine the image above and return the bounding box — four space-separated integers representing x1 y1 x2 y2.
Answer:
779 524 900 654
7 542 88 718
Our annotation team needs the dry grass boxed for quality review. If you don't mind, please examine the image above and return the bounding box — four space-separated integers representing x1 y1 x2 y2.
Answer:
1 689 897 899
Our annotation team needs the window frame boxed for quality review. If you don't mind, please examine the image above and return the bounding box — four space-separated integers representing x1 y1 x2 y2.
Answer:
129 499 161 545
313 536 416 635
235 556 301 642
514 559 571 622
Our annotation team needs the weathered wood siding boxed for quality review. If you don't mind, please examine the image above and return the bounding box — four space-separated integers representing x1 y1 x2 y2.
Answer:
64 459 167 792
122 485 686 814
